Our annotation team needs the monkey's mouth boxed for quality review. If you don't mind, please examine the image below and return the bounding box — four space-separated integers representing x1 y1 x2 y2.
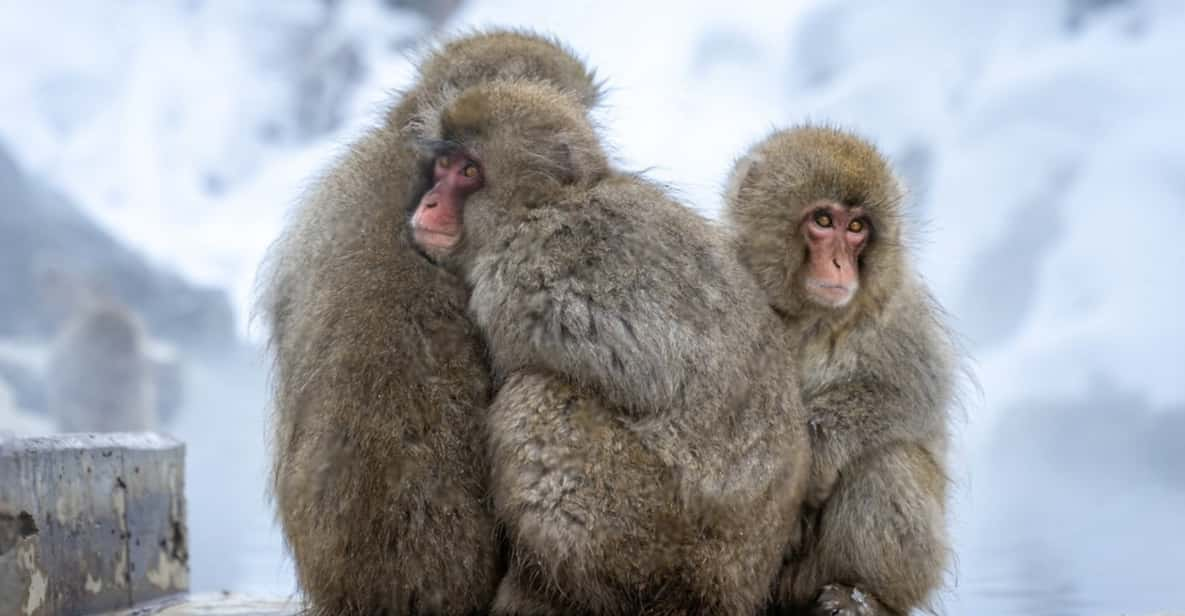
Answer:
412 227 460 251
805 279 857 308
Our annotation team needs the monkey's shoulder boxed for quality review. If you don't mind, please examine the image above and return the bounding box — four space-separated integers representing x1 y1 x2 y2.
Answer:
519 176 732 271
586 175 716 232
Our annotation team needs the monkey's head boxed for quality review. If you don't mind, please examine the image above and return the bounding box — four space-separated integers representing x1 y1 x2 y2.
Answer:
408 81 609 268
725 126 906 319
413 29 603 112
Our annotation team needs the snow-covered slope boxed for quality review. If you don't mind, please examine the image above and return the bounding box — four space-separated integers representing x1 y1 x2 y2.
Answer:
4 1 1179 427
2 0 1182 612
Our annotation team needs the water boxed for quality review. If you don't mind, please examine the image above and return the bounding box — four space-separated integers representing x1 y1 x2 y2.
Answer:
946 383 1185 615
948 452 1185 614
168 345 295 598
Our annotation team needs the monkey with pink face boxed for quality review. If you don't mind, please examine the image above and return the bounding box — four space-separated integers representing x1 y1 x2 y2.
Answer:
410 82 811 615
726 126 959 616
261 30 610 615
264 28 812 615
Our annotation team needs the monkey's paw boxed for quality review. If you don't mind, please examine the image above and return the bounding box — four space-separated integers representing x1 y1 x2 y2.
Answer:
805 461 839 509
812 583 884 616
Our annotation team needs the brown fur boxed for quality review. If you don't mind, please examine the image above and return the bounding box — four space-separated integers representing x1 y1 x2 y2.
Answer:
725 126 957 615
257 30 602 615
413 81 810 615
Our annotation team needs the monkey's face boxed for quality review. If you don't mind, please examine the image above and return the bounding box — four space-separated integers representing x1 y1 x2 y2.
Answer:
408 80 609 270
407 139 544 270
799 200 870 309
410 150 485 262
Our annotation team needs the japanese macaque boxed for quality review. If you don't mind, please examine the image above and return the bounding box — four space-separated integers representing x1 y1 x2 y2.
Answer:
40 270 157 434
45 300 156 434
725 126 957 616
258 30 603 615
409 81 809 615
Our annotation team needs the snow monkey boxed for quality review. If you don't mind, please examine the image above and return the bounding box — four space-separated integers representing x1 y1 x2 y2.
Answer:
725 126 958 616
38 266 157 434
408 80 810 615
259 30 604 615
46 296 157 434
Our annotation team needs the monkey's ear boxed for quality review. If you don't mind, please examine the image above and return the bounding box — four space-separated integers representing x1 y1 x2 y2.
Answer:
553 141 608 185
403 85 457 143
724 151 764 207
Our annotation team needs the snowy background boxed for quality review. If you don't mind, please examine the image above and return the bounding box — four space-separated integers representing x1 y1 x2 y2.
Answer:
1 1 1183 614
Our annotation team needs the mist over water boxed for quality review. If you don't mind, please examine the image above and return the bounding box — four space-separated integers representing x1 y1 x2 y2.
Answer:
2 1 1182 614
170 346 294 595
948 380 1185 614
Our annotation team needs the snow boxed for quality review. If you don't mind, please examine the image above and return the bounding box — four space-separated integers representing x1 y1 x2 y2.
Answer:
2 0 1183 612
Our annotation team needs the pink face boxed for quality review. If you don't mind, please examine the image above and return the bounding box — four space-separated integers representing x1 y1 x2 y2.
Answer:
410 152 484 259
801 200 870 308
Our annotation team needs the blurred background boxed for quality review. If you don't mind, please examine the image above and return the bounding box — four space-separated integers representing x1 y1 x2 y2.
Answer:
1 1 1182 614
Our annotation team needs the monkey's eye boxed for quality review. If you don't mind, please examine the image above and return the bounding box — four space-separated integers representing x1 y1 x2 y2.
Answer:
462 162 479 178
813 212 833 228
848 219 865 233
436 156 450 168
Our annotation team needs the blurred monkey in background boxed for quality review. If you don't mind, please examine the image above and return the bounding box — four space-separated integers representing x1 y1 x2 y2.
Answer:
41 267 158 433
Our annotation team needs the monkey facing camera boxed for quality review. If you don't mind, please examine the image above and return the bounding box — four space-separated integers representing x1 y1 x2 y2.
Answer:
727 126 960 616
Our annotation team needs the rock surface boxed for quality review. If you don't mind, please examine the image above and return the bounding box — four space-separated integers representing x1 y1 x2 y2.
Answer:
101 593 299 616
0 433 187 615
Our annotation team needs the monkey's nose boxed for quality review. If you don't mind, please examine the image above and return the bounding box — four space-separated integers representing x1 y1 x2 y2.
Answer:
832 258 841 269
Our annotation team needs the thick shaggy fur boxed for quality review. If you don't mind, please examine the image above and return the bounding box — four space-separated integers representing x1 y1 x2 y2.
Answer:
416 82 810 615
258 30 602 615
725 126 958 615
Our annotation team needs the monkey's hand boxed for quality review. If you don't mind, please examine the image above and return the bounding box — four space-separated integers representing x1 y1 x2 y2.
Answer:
813 583 887 616
806 458 840 509
802 375 938 509
805 415 842 509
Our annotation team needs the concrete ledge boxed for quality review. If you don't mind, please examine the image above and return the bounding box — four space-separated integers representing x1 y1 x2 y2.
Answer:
0 433 187 616
100 592 299 615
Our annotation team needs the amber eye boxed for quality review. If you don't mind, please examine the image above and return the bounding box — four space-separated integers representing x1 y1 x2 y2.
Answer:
848 219 865 233
436 155 450 168
462 163 479 178
813 211 833 228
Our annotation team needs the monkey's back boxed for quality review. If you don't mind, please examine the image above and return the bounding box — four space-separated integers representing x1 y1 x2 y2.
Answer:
590 175 811 504
261 29 618 615
263 122 499 615
478 173 811 614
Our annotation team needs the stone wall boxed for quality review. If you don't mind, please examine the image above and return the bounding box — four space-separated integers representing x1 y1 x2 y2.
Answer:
0 433 187 615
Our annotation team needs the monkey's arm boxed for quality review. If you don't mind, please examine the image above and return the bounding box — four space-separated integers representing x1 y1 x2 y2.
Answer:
804 376 946 508
468 202 742 417
804 306 956 508
790 442 949 614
